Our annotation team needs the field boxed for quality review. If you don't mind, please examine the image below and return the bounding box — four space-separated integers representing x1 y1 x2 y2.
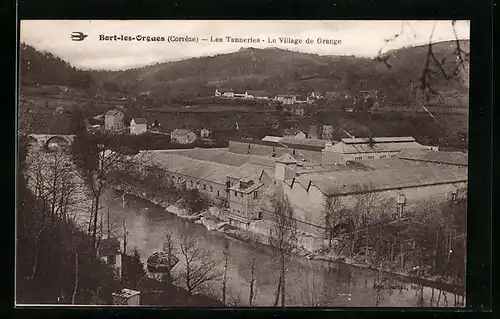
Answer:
144 104 277 113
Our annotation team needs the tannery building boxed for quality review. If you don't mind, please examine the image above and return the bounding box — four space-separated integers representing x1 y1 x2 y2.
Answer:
128 136 468 250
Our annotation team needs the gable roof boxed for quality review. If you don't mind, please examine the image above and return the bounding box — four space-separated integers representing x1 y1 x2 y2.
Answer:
325 137 427 154
139 152 237 184
262 135 284 143
397 149 468 166
164 148 252 166
277 153 298 164
227 162 267 180
171 129 194 135
132 118 147 124
106 109 123 116
303 165 468 196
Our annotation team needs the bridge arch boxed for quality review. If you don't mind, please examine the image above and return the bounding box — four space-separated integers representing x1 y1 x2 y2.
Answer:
45 135 71 149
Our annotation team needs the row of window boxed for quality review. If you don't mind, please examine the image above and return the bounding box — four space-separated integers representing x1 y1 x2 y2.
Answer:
353 154 397 160
232 190 259 199
163 174 221 197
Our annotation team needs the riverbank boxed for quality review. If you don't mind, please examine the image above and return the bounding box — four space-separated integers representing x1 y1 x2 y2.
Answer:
112 186 465 297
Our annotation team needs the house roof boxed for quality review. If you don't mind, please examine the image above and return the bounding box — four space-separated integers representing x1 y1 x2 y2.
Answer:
106 109 123 116
262 135 284 143
280 137 328 150
163 148 253 166
132 118 147 124
325 137 427 154
341 136 416 144
139 152 237 184
277 153 298 164
283 128 303 136
397 149 468 167
227 162 268 180
301 165 468 196
171 129 194 135
98 238 121 256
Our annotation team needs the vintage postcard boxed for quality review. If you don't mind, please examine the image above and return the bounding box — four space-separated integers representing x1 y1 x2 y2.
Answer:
17 20 469 307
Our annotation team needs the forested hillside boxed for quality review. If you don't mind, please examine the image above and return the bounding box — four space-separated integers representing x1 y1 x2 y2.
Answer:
19 41 469 106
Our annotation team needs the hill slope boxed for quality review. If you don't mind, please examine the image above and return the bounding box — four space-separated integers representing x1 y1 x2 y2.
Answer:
20 41 469 105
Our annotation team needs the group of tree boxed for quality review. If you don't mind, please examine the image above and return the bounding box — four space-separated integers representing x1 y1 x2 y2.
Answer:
321 183 467 287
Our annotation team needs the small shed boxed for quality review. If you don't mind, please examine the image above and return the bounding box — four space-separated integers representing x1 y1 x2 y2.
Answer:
112 288 141 306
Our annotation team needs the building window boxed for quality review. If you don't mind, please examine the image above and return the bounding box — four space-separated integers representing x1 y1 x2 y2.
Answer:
217 190 220 197
254 191 258 199
367 156 374 159
191 181 194 187
234 191 237 196
292 150 296 155
354 156 362 160
258 211 263 219
203 184 206 190
248 144 251 149
210 186 213 192
380 155 387 159
391 155 397 158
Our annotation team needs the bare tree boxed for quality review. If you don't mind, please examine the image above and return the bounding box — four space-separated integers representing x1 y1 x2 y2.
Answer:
176 232 222 294
221 241 229 305
350 185 391 259
268 194 298 308
162 229 177 285
323 195 350 250
247 238 261 306
71 127 148 254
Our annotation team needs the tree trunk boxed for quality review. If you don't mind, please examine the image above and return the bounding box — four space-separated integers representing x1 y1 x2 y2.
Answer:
433 228 440 271
72 251 79 304
123 220 128 256
249 257 256 306
280 253 285 308
91 191 100 252
400 243 404 271
222 254 228 305
273 274 281 307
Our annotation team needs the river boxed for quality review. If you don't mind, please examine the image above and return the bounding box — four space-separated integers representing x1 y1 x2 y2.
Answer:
105 190 464 307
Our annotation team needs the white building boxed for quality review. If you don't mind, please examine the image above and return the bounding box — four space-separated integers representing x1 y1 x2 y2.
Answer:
130 118 147 135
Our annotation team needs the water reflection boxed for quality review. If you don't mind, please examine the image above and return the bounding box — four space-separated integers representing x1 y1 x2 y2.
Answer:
106 192 464 307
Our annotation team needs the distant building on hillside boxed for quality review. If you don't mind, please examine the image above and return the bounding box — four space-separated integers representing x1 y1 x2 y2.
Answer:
275 94 296 105
105 109 125 131
245 90 269 100
215 88 235 98
200 128 211 138
130 118 147 135
171 129 197 144
283 128 307 139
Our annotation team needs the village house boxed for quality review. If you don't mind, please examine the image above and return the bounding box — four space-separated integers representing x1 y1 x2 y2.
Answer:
310 91 324 99
104 109 125 131
98 238 123 280
275 94 297 105
200 128 211 138
215 88 235 98
170 129 197 144
283 128 307 139
245 90 269 100
130 118 148 135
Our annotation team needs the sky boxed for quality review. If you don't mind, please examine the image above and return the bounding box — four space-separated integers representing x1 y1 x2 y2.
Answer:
20 20 469 71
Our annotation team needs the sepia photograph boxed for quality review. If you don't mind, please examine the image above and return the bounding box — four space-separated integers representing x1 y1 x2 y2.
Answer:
17 20 469 307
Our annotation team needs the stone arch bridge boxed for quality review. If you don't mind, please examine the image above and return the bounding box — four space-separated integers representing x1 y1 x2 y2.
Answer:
28 134 76 148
